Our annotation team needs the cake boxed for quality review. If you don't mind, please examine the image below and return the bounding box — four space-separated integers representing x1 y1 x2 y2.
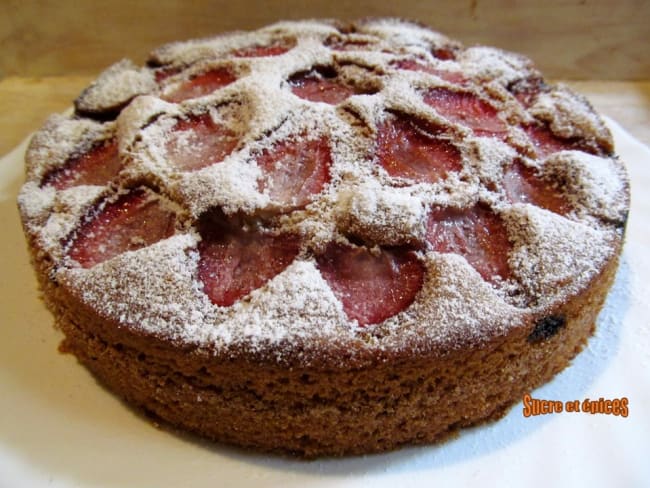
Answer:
17 18 629 457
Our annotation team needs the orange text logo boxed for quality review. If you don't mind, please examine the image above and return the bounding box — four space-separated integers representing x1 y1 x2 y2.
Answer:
522 394 629 417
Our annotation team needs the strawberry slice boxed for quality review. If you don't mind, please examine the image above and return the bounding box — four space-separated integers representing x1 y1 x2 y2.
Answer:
392 59 467 84
426 205 511 282
289 68 361 104
197 215 300 306
376 117 462 184
432 47 457 61
513 89 538 109
316 243 424 326
423 88 507 137
68 189 177 268
153 65 183 83
231 39 295 58
256 136 332 208
42 140 121 190
504 161 571 215
163 68 236 102
524 124 579 159
508 78 547 109
165 113 239 171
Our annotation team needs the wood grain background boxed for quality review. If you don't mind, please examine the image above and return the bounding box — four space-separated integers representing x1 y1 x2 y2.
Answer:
1 0 649 80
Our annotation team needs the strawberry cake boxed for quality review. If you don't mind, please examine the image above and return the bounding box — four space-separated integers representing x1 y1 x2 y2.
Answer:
18 18 629 457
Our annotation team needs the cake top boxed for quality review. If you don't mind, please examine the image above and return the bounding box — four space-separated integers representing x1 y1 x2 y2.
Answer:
18 18 629 366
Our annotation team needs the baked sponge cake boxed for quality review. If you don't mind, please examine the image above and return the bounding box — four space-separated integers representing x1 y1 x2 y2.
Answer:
17 18 629 457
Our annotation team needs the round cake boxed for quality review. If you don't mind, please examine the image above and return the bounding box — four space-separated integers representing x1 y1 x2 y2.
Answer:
18 18 629 457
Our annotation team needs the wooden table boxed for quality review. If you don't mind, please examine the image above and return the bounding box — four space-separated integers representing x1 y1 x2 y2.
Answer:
1 76 648 156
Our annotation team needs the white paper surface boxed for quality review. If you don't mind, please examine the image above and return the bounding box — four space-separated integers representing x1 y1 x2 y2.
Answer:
0 117 648 488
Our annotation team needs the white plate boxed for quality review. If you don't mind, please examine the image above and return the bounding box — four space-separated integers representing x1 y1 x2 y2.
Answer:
1 117 649 488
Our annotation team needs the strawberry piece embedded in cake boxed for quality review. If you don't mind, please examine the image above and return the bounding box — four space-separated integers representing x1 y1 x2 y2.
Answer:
256 136 332 209
165 113 239 171
289 67 365 105
316 243 424 326
392 59 467 85
426 205 511 282
377 116 462 184
504 161 571 215
197 217 301 307
67 189 177 268
231 39 295 58
41 140 121 190
431 47 457 60
163 68 237 102
524 124 579 159
153 65 183 83
423 88 507 138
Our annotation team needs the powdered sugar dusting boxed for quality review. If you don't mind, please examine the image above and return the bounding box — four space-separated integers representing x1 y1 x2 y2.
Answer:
542 150 629 224
18 19 628 364
505 205 617 305
221 259 354 356
75 60 157 115
337 180 426 246
460 47 537 85
59 233 216 340
530 86 612 148
25 115 114 181
374 254 525 351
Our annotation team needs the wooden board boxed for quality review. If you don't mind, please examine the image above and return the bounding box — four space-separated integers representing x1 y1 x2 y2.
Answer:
1 0 649 80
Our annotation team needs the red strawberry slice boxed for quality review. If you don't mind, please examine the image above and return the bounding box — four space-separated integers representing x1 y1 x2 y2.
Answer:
163 68 236 102
392 59 467 85
513 89 537 109
377 117 462 184
231 39 295 58
511 85 542 109
165 113 239 171
423 88 507 137
197 217 300 307
426 205 511 282
256 136 332 209
524 124 579 159
154 65 183 83
289 70 359 105
42 140 121 190
316 243 424 326
504 161 571 215
432 47 457 61
508 78 546 109
68 189 177 268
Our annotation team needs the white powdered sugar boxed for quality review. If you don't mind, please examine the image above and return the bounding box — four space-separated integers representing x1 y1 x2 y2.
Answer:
59 233 216 339
75 59 157 114
542 150 629 224
530 85 611 144
18 19 628 364
25 115 113 181
174 160 267 217
220 259 354 355
459 47 537 85
17 181 56 225
505 204 616 305
337 180 426 246
375 254 525 351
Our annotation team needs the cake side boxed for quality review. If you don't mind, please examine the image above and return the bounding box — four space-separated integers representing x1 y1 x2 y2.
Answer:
43 239 620 456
